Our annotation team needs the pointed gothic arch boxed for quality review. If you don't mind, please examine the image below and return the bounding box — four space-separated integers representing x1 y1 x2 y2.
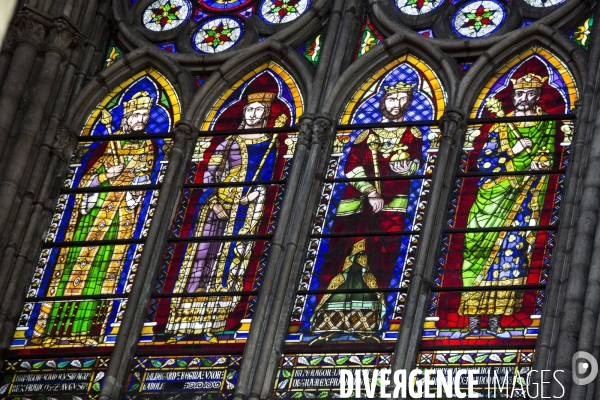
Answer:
458 28 586 111
65 47 196 135
323 36 461 119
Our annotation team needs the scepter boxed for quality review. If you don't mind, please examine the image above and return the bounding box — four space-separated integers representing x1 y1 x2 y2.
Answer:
484 97 531 154
100 109 124 166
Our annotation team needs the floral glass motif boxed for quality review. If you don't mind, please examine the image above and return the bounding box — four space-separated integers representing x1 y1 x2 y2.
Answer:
283 55 446 354
452 0 507 39
142 1 312 53
395 0 444 15
137 62 303 363
523 0 566 7
192 16 243 53
259 0 310 24
8 69 180 354
142 0 192 31
355 16 384 59
297 25 327 66
421 47 577 360
104 40 124 68
570 14 594 51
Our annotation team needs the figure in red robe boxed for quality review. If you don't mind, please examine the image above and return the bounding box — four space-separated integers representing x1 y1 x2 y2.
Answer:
310 81 423 343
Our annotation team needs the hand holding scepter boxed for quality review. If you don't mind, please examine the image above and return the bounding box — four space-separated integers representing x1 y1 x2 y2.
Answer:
100 109 126 177
484 97 531 154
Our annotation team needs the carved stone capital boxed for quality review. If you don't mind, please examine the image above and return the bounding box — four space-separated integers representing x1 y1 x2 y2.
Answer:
312 117 333 149
173 121 197 145
298 117 313 148
45 18 81 58
52 127 77 161
12 11 49 50
439 108 467 145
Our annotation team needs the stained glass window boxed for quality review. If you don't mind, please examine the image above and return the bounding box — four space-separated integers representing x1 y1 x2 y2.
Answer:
452 0 507 39
104 39 125 68
570 14 594 51
192 16 244 54
0 69 180 397
142 0 192 31
274 55 446 397
396 0 444 15
355 17 384 59
419 46 577 381
141 0 313 54
523 0 566 7
297 24 327 66
126 62 304 398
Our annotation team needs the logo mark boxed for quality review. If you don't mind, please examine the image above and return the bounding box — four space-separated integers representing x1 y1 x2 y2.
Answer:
572 351 598 385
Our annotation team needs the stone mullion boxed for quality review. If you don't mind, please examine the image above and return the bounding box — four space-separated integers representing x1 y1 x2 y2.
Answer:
68 0 108 108
243 1 361 398
545 6 600 399
390 108 467 395
256 117 334 400
98 122 198 400
231 119 313 400
0 127 77 370
231 2 349 399
248 117 332 400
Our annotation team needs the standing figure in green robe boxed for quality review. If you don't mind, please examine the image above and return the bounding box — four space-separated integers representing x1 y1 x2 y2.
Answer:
33 91 155 347
454 73 555 339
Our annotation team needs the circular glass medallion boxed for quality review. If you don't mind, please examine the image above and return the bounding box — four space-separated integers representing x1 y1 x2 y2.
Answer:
523 0 566 7
142 0 191 32
192 17 243 53
395 0 443 15
199 0 254 11
259 0 310 24
452 0 507 39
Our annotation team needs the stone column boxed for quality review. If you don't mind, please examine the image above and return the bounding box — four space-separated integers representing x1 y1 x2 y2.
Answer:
0 16 79 244
98 122 198 400
390 108 467 396
255 116 334 399
0 127 77 369
232 1 349 397
0 7 47 159
0 38 84 304
231 117 315 400
548 6 600 398
247 117 332 400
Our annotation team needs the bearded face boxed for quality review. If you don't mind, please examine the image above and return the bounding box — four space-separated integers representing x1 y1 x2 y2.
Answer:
243 102 270 128
122 110 150 133
512 88 541 112
380 92 412 121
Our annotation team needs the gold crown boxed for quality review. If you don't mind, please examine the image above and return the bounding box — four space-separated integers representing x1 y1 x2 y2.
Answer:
510 73 548 89
123 91 152 114
247 92 276 104
383 82 416 93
